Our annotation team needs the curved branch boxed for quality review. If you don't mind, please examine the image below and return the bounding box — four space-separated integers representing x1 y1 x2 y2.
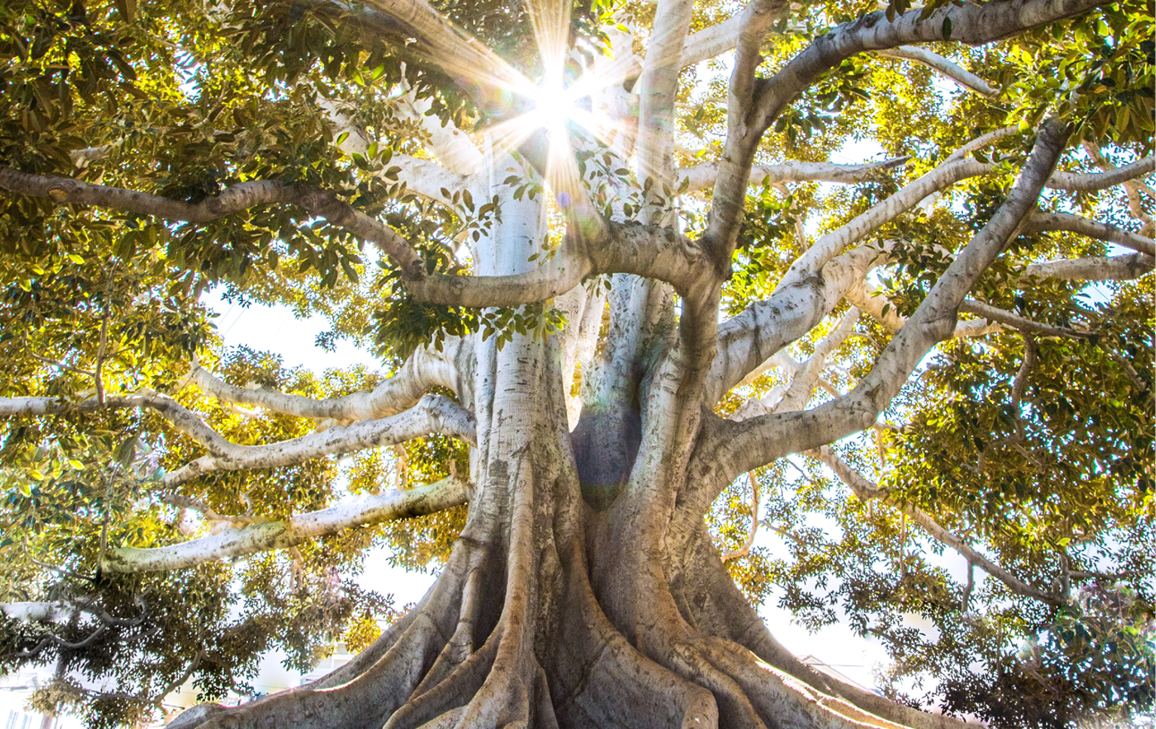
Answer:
945 128 1021 166
958 300 1089 338
1021 253 1155 282
405 219 714 307
779 159 992 288
679 15 744 68
1024 210 1156 256
705 124 1124 404
1047 156 1154 192
103 475 469 573
190 340 464 422
808 446 1065 604
164 394 475 487
751 0 1104 134
706 118 1069 490
706 245 881 403
875 46 999 96
0 168 424 278
0 392 236 456
677 156 908 193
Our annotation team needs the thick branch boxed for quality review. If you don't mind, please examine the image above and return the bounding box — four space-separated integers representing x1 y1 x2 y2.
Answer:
190 341 462 422
0 168 424 278
752 0 1104 134
1020 253 1155 282
677 156 908 194
706 246 880 403
708 118 1069 487
1047 156 1154 191
103 476 469 573
637 0 696 173
164 394 475 487
405 219 714 306
779 159 992 287
680 15 744 68
1024 210 1156 256
809 446 1065 604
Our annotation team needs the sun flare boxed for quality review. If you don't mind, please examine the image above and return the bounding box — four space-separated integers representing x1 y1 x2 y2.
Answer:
529 79 580 132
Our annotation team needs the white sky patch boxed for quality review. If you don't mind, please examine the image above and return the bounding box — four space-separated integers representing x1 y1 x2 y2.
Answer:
203 289 382 373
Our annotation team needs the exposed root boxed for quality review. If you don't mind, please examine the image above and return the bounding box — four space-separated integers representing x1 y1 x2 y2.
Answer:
384 629 502 729
696 636 908 729
671 527 968 729
530 659 560 729
549 541 718 729
168 387 959 729
168 501 962 729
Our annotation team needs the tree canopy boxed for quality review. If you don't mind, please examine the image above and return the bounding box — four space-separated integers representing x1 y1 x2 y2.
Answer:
0 0 1152 727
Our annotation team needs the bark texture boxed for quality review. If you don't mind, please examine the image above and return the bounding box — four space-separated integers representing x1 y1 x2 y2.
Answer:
2 0 1147 726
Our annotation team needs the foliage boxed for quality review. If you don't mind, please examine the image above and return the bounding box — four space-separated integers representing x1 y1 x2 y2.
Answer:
0 0 1151 725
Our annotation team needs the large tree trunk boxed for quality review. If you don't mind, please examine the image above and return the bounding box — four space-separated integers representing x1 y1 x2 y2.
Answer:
167 144 965 729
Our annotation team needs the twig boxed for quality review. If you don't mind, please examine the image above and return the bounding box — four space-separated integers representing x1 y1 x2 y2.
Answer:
722 472 761 561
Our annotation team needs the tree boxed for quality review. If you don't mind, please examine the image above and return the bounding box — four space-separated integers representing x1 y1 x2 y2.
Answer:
0 0 1152 726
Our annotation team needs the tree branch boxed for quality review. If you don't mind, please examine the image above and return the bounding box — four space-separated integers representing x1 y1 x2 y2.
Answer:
706 117 1070 489
1047 156 1154 192
677 156 909 193
706 245 881 403
957 300 1089 338
635 0 697 191
1024 210 1156 256
1021 253 1155 282
944 125 1020 163
807 446 1065 605
404 219 715 307
680 15 744 68
752 0 1105 135
102 475 469 573
0 168 424 278
0 392 241 458
164 394 475 487
875 46 999 96
190 340 465 423
1084 142 1154 236
779 159 992 288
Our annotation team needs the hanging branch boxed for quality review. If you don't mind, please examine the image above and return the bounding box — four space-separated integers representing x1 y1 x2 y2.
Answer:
721 472 761 562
